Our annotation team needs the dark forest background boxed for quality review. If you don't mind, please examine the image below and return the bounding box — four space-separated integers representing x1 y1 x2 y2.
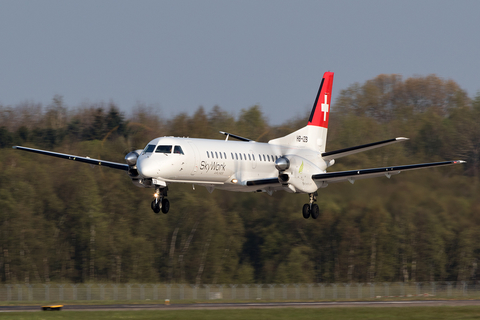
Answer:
0 74 479 285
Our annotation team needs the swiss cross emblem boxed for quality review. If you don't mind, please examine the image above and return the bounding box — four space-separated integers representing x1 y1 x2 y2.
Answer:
321 94 329 121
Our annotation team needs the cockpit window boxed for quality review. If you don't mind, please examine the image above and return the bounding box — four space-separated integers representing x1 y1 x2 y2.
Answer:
155 145 172 153
143 144 156 153
174 146 184 155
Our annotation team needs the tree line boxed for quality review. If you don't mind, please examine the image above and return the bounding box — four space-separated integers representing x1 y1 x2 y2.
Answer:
0 74 479 285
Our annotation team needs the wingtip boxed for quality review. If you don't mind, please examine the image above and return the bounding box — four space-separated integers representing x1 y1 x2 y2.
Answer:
12 146 17 149
396 137 409 141
454 160 466 164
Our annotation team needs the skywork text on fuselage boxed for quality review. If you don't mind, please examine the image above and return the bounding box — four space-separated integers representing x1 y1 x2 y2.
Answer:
200 161 226 174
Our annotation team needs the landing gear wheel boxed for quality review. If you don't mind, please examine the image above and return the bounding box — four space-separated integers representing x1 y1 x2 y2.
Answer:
152 199 161 214
161 198 170 214
311 204 320 219
152 186 169 214
302 204 311 219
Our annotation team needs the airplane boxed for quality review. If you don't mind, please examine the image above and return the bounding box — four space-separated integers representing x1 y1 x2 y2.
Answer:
13 72 465 219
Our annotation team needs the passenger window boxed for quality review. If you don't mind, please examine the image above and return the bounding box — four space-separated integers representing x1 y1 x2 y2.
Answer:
173 146 184 154
231 152 234 159
207 151 210 158
267 155 270 162
215 151 218 158
252 154 255 161
240 154 243 160
155 145 172 153
235 153 238 160
244 153 246 160
263 155 266 161
220 152 223 159
248 154 251 161
259 154 262 161
224 152 227 159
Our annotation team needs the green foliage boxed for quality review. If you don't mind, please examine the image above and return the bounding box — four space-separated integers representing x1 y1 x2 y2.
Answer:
0 75 479 285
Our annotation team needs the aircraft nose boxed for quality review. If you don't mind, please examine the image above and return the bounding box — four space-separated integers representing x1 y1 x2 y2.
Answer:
136 156 157 178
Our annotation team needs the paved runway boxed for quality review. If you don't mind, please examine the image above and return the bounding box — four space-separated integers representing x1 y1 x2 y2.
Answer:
2 300 480 312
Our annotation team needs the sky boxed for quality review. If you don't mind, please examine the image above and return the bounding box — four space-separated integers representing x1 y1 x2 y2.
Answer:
1 0 479 125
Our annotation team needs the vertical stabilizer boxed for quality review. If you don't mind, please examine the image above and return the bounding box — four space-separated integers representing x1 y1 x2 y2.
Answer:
308 71 334 128
269 72 334 153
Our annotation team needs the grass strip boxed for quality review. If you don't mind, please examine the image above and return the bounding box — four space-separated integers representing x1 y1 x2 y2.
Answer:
2 306 480 320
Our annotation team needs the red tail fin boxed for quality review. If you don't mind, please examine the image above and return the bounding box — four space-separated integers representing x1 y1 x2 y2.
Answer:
307 72 334 128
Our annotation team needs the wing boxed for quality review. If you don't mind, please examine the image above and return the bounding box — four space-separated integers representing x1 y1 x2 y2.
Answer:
246 178 280 186
312 160 465 184
245 160 465 187
321 137 408 161
13 146 129 171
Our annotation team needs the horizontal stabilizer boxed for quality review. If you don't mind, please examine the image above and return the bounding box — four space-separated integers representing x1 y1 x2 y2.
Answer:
312 160 465 184
322 137 408 161
13 146 129 171
219 131 253 142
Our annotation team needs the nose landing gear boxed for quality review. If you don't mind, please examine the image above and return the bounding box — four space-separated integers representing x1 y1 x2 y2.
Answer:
302 192 319 219
151 186 170 214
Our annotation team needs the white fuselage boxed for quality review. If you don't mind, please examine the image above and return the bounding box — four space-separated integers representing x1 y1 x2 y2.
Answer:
135 136 328 193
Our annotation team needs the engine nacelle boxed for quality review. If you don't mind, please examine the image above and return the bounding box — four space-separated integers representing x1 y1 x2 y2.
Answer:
125 149 143 179
278 173 289 183
279 155 321 193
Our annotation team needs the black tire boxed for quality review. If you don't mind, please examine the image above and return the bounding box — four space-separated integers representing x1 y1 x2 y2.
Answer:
302 204 310 219
311 204 320 219
162 198 170 214
152 199 161 214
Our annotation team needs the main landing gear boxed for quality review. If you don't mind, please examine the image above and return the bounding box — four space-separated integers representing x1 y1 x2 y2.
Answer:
151 186 170 214
302 192 319 219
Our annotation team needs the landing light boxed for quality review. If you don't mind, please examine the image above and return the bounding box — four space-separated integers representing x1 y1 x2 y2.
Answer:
231 179 238 184
154 192 159 198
